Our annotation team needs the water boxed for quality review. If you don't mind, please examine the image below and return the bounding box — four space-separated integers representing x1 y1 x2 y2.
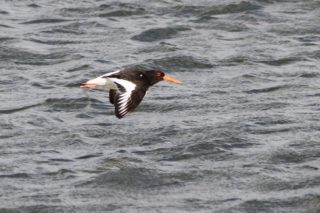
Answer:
1 0 320 212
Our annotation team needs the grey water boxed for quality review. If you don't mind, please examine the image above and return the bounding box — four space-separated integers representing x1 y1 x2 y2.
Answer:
1 0 320 212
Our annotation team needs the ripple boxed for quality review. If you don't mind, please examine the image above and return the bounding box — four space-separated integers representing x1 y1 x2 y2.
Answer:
19 53 83 66
80 167 197 189
253 102 289 111
75 153 103 160
259 57 303 66
201 1 261 16
99 8 145 17
269 25 320 36
296 35 320 45
245 85 289 94
132 26 191 42
0 37 15 42
162 1 260 17
0 47 83 65
0 205 65 213
61 7 93 15
0 103 40 114
166 5 206 16
299 72 320 78
211 21 249 32
248 125 296 135
41 21 106 35
220 56 251 66
0 173 30 178
22 18 70 24
159 142 229 161
269 148 320 164
148 55 214 71
272 140 320 164
137 42 180 54
44 97 102 112
134 127 252 161
41 28 84 35
0 24 13 28
60 2 145 18
28 38 80 45
304 50 320 60
250 116 295 126
0 10 9 15
49 158 73 162
257 176 320 192
31 82 54 89
44 169 76 180
67 64 91 72
231 194 320 212
28 3 41 8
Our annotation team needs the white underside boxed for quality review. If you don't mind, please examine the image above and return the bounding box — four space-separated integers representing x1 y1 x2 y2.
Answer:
86 76 118 90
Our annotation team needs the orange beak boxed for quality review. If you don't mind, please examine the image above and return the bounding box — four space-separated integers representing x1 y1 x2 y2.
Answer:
163 75 182 84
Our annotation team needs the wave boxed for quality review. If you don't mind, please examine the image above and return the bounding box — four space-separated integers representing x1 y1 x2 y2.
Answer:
161 1 260 17
201 1 260 17
22 18 70 24
99 9 145 17
259 57 303 66
0 46 83 65
0 10 9 15
0 24 13 28
245 85 289 94
132 26 191 42
0 173 30 178
0 104 41 114
78 166 197 189
229 194 320 212
43 97 103 112
147 55 214 71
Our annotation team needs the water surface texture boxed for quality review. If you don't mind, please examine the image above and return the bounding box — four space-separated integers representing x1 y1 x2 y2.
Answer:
1 0 320 212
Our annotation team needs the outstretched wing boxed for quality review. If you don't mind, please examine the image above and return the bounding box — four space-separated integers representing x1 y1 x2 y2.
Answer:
109 78 147 119
109 89 116 105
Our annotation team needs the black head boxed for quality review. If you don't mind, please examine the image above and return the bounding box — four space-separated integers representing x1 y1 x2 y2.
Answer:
137 70 164 86
136 70 181 86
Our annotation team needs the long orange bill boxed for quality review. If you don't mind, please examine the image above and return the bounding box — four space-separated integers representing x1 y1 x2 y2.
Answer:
163 75 182 84
80 83 96 88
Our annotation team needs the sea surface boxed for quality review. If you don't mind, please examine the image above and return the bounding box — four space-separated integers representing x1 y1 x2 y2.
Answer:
1 0 320 212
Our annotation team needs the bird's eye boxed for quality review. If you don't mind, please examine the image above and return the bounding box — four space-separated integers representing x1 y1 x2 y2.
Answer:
155 71 163 77
139 73 144 78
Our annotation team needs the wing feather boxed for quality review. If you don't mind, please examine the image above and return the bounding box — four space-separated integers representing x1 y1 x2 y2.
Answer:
114 88 147 118
108 78 147 119
109 90 116 104
105 75 148 118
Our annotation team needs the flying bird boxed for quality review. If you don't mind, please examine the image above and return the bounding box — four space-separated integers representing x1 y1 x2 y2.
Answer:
80 66 181 119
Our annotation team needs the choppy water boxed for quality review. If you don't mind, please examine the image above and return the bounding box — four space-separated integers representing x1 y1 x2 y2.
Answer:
1 0 320 212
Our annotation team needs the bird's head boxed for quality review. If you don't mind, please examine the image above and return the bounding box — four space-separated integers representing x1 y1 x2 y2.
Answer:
141 70 181 86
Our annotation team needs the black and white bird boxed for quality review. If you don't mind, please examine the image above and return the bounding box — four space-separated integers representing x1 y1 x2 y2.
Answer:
80 66 181 119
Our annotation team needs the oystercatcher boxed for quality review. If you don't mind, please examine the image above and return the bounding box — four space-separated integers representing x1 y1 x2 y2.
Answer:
80 66 181 118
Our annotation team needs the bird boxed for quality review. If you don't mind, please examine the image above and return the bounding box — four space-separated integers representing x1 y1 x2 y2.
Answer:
80 66 181 119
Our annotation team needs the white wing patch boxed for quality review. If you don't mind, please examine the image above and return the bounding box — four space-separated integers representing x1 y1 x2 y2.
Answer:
109 78 136 116
101 69 121 78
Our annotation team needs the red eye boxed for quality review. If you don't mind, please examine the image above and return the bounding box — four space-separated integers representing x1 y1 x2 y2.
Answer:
156 71 163 77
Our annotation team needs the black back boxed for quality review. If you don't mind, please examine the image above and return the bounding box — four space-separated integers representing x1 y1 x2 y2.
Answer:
106 67 164 118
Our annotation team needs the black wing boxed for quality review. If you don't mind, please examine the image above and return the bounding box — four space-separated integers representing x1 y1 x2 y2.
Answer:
109 89 116 105
114 87 147 119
